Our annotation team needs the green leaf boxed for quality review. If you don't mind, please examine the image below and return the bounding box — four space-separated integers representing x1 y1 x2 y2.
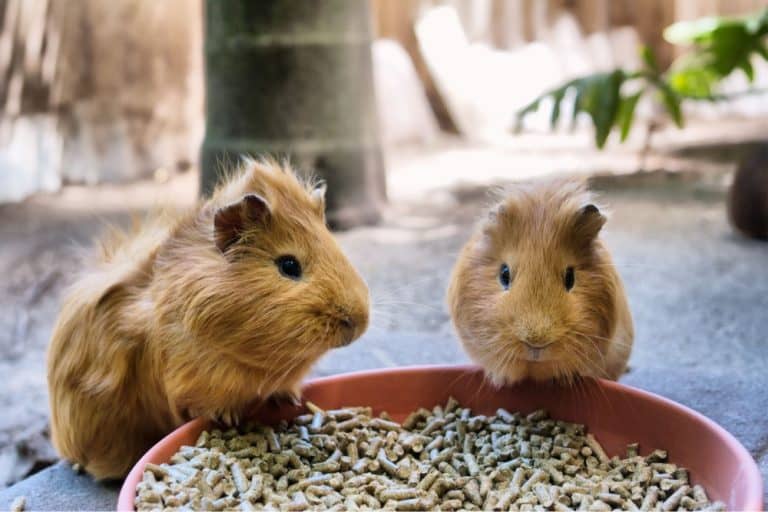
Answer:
555 70 625 147
664 16 723 44
756 42 768 61
617 91 643 142
586 70 624 148
665 9 767 85
550 87 566 129
515 79 577 132
738 58 755 81
746 8 768 36
667 61 720 98
570 83 584 131
514 98 540 133
640 46 658 74
657 82 683 128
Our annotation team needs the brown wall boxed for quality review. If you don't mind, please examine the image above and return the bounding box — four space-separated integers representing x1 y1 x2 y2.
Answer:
372 0 765 71
0 0 203 184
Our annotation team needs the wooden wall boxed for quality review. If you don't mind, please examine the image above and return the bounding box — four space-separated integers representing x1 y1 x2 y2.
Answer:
372 0 766 71
0 0 203 187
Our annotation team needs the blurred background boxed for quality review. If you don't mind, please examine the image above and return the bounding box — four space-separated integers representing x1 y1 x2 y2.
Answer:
0 0 767 498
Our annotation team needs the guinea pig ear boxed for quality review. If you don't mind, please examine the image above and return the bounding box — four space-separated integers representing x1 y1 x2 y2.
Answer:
311 180 327 212
484 200 507 225
572 203 606 242
214 194 271 253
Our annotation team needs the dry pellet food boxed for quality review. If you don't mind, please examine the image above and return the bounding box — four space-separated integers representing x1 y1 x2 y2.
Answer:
9 496 26 512
135 399 726 511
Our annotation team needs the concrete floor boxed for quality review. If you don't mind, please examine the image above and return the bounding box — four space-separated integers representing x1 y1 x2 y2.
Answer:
0 157 766 508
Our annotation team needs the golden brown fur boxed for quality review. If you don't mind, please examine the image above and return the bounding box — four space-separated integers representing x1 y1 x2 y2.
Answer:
447 179 633 386
47 158 369 479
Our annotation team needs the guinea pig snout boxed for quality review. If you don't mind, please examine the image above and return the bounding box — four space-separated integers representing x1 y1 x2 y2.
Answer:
521 338 553 350
520 338 555 362
514 315 555 346
331 305 368 347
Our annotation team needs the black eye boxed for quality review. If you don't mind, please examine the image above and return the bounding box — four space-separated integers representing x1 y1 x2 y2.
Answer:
564 266 575 291
499 263 511 290
275 255 302 280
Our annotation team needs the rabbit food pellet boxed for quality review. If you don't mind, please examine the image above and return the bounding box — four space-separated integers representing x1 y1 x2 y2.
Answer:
135 399 725 511
9 496 26 512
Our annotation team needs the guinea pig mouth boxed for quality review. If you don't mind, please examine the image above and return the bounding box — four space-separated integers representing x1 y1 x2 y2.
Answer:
337 328 356 347
333 316 360 347
520 341 555 362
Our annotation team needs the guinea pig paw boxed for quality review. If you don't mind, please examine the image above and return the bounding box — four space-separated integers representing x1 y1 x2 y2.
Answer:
486 372 508 389
267 391 302 408
209 408 240 427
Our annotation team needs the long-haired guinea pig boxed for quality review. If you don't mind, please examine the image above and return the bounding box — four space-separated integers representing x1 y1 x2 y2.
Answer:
47 158 369 479
447 179 633 386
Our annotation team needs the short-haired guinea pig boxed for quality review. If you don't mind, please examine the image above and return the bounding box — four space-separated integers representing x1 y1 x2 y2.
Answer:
447 179 633 385
47 158 370 479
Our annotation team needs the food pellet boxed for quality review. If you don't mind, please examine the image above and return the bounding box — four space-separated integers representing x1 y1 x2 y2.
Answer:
135 399 724 511
10 496 25 512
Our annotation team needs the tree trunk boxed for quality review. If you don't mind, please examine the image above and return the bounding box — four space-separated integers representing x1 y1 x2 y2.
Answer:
201 0 385 229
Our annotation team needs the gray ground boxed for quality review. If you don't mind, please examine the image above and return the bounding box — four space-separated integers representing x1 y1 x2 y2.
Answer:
0 157 766 509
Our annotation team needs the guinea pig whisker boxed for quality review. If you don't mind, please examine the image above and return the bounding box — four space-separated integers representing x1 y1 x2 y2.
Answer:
574 342 606 373
577 331 614 344
571 343 606 377
560 364 578 388
371 300 443 313
573 376 594 402
367 320 392 330
567 340 606 379
576 369 614 413
364 324 392 336
366 314 397 332
578 331 634 361
372 275 440 298
570 333 608 365
368 308 396 321
587 260 665 272
496 348 517 373
604 336 634 350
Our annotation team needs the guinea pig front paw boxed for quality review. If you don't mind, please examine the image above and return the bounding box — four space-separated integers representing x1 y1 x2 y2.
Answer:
208 408 241 427
267 390 302 408
484 371 508 389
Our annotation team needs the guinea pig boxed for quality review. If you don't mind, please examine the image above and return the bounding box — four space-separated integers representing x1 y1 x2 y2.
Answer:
447 179 633 386
47 158 370 479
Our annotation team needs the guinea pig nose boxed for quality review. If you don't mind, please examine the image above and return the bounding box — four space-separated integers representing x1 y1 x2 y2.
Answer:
334 306 368 347
522 339 553 350
337 316 357 346
339 316 354 330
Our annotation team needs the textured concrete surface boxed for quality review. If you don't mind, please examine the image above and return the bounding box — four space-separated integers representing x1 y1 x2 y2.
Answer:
0 462 119 511
1 172 766 510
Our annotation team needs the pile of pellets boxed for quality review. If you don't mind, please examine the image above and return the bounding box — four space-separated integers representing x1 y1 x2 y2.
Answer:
135 398 725 511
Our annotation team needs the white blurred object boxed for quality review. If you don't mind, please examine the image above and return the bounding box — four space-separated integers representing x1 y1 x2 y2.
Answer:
585 31 615 72
609 27 643 71
416 6 565 140
414 6 658 140
372 39 439 147
547 13 593 78
0 116 62 203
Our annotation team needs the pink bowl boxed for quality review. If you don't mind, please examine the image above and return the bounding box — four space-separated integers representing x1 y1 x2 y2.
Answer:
118 365 763 511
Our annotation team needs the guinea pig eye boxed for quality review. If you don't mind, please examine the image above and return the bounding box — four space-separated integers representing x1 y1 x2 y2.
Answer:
564 266 575 291
499 263 511 290
275 255 302 280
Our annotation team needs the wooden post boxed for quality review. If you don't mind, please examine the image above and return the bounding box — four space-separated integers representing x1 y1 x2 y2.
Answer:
201 0 386 229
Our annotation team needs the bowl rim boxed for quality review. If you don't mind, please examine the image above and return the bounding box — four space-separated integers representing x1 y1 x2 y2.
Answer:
117 364 764 511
